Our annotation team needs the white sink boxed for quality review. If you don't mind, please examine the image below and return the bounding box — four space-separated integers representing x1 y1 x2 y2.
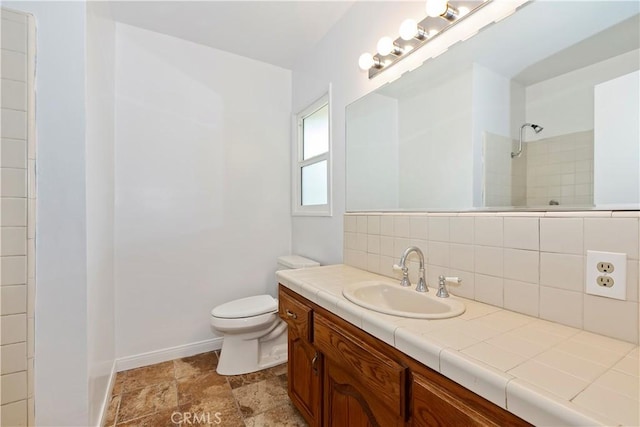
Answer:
342 281 465 319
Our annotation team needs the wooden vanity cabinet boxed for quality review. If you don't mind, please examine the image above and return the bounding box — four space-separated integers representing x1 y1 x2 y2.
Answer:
278 290 322 426
278 285 531 427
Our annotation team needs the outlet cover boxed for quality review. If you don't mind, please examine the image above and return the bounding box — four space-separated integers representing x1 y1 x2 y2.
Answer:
586 250 627 300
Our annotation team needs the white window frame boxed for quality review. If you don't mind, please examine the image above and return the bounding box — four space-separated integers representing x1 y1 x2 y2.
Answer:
292 91 332 216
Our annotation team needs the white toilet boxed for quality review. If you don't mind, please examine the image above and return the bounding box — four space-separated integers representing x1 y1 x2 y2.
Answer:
211 255 319 375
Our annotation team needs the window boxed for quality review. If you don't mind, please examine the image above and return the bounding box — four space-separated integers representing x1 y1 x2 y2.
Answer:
293 93 331 216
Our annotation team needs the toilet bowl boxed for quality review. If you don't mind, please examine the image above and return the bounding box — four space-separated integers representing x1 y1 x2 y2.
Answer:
211 255 319 375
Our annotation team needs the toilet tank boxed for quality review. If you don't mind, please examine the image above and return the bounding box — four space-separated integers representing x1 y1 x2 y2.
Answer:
277 255 320 271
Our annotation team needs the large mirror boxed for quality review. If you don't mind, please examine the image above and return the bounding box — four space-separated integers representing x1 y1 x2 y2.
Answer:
346 1 640 211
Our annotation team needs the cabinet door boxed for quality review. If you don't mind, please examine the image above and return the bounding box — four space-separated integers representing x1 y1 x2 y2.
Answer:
288 333 322 427
314 314 406 427
324 359 403 427
411 372 529 427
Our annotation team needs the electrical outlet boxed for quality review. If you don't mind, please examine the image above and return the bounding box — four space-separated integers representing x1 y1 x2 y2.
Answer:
597 262 614 274
586 250 627 300
596 276 614 287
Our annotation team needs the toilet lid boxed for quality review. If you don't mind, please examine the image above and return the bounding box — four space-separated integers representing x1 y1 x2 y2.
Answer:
211 295 278 319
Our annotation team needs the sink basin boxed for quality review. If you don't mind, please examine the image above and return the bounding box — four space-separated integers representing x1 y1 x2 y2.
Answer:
342 281 465 319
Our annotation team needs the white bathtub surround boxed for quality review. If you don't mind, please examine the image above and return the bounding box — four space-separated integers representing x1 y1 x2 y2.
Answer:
344 211 640 344
277 264 639 426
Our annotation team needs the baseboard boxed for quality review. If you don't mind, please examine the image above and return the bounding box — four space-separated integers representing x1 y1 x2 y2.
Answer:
96 360 117 427
115 338 224 372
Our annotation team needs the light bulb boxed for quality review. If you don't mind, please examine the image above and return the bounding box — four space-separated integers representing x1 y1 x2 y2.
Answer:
376 36 394 56
399 19 418 41
426 0 448 17
358 53 374 70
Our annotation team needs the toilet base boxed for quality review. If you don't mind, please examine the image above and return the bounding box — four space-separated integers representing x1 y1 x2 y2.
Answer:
216 320 288 376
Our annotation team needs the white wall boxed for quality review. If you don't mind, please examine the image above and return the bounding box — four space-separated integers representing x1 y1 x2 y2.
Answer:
472 64 512 207
291 1 527 264
594 70 640 207
86 2 116 425
345 93 399 211
114 24 292 359
3 1 90 424
525 49 640 141
398 67 473 209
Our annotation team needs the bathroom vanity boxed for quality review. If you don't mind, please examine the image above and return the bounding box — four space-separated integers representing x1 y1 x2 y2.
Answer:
277 265 639 426
279 284 529 426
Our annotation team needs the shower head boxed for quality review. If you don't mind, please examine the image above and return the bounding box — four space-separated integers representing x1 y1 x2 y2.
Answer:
521 123 543 134
512 123 544 158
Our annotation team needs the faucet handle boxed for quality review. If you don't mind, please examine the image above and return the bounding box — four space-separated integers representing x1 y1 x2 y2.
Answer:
393 264 411 287
436 275 460 298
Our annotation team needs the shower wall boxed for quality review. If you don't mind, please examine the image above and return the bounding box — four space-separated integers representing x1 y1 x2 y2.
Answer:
525 130 594 207
1 7 36 426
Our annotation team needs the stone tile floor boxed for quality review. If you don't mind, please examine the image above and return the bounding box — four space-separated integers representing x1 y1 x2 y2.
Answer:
104 351 307 426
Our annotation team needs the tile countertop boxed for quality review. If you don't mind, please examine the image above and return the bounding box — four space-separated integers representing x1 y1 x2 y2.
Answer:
276 264 640 427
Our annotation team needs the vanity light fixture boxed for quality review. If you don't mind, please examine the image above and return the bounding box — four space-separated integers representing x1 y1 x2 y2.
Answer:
359 0 491 78
426 0 459 21
376 36 403 56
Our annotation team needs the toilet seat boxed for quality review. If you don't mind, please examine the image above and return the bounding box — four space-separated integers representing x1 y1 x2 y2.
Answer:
210 311 276 331
211 295 277 319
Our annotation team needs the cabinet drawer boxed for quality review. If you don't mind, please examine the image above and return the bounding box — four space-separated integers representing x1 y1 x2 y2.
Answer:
314 313 407 419
279 289 312 341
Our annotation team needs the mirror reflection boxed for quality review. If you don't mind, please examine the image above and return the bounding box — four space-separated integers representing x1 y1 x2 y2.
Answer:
346 1 640 212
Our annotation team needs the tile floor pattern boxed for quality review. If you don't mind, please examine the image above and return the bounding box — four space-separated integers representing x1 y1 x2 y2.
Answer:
104 351 308 426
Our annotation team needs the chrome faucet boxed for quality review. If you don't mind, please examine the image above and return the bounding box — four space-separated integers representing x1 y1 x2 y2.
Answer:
395 246 428 292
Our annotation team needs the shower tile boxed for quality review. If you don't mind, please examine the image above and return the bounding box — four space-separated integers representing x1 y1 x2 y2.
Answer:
1 285 26 315
1 50 27 82
1 168 26 198
0 314 26 345
1 227 26 256
1 256 26 285
1 139 26 168
0 342 26 375
1 198 26 227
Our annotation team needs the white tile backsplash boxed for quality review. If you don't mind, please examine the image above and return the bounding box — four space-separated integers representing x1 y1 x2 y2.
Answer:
474 246 503 277
393 216 410 238
503 249 539 284
540 218 583 255
584 218 639 260
504 217 539 250
539 286 583 329
539 252 583 292
474 217 503 247
428 216 450 242
344 211 640 344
